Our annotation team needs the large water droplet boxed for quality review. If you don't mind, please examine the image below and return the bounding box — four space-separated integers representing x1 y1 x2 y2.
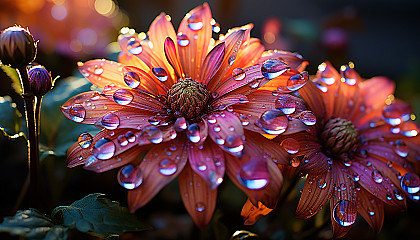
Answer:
333 200 357 227
148 115 161 126
118 165 143 189
287 71 308 91
117 135 128 146
258 109 288 134
232 68 246 81
276 95 296 114
353 173 360 182
196 162 207 171
290 157 300 167
127 37 143 55
68 104 86 122
401 173 420 194
393 140 408 157
175 117 187 132
113 89 134 105
152 67 168 82
261 59 289 79
187 123 201 143
142 126 163 144
299 111 316 126
93 65 103 75
101 113 120 130
78 133 93 148
187 14 203 31
281 138 299 154
400 121 419 137
372 170 384 184
195 202 206 212
224 134 244 157
382 101 411 126
124 71 141 88
158 158 177 176
177 34 190 46
92 138 116 160
238 157 270 190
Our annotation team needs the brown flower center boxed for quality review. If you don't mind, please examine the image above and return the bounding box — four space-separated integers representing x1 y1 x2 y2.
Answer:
321 118 359 156
166 78 210 121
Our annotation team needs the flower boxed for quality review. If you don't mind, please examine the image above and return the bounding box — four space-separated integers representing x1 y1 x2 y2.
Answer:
0 26 37 68
61 4 309 228
28 65 52 96
274 62 420 238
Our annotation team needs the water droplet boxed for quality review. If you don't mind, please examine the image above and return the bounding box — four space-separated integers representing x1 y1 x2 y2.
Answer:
195 202 206 212
118 165 143 189
78 133 93 148
238 157 269 190
400 121 419 137
248 79 261 89
353 173 360 182
299 111 316 126
239 115 249 126
90 92 100 100
124 71 141 88
232 68 246 81
148 115 161 126
197 162 207 171
343 158 352 167
142 126 163 144
68 104 86 122
318 178 327 189
340 65 357 86
187 124 201 143
177 33 190 46
276 95 296 114
152 67 168 82
333 200 357 227
158 158 177 176
386 193 393 200
93 65 103 75
368 207 375 216
372 170 384 184
101 113 120 130
287 71 308 91
261 59 289 79
280 138 299 154
117 135 128 146
85 156 98 167
175 117 187 132
213 124 221 132
290 157 300 167
393 189 404 201
127 37 143 55
224 134 244 156
113 89 134 105
401 173 420 194
393 140 408 157
382 101 411 126
212 22 220 33
92 138 116 160
187 14 203 31
207 115 217 124
258 109 288 134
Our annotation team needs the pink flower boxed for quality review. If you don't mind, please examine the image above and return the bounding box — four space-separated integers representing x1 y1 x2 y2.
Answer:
61 4 309 228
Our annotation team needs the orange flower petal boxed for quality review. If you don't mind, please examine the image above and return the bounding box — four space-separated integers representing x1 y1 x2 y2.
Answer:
245 131 290 165
260 50 308 72
78 59 126 89
148 13 177 65
215 64 264 97
226 38 264 78
200 42 225 84
356 187 384 233
164 37 184 79
241 199 273 225
299 80 326 121
122 66 165 95
178 163 217 229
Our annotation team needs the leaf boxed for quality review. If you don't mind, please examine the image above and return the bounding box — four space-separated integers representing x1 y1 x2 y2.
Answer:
51 193 150 237
0 208 68 240
0 96 23 138
0 64 22 94
39 77 99 157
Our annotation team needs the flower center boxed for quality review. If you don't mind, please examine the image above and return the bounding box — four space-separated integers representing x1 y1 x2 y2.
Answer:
321 117 359 156
166 78 210 121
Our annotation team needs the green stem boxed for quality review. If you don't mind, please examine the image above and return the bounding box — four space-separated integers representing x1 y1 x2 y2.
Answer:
17 66 39 207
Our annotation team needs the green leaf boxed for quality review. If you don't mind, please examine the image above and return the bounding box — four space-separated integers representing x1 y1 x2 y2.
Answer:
39 77 99 157
51 193 150 237
0 96 23 138
0 64 22 94
0 209 68 240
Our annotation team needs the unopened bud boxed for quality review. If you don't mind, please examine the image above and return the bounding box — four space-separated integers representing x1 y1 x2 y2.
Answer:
0 26 37 68
28 66 52 96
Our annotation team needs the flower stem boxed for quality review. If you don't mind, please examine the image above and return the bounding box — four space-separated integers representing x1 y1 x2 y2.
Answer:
17 66 40 207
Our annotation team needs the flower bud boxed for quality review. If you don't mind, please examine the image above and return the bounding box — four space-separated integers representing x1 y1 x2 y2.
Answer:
0 26 37 68
28 65 52 96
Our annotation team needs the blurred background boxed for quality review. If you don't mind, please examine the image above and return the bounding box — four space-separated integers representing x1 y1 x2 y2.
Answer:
1 0 419 239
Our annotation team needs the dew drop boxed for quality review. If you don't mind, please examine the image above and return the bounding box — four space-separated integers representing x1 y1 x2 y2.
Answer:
299 111 316 126
158 158 177 176
317 178 327 189
93 65 103 75
400 121 419 137
101 113 120 130
148 115 161 126
280 138 299 154
213 124 221 132
287 71 308 91
239 115 249 126
258 109 288 135
393 140 408 157
276 95 296 114
152 67 168 82
92 138 116 160
175 117 187 132
68 104 86 122
248 79 261 89
197 162 207 171
353 173 360 182
372 170 384 184
333 200 357 227
187 14 203 31
382 101 411 126
113 89 134 105
224 134 244 157
207 115 217 124
290 157 300 167
238 157 269 190
232 68 246 81
393 189 404 201
261 59 289 80
401 173 420 194
368 207 375 216
177 33 190 46
187 123 201 143
118 165 143 189
195 202 206 212
117 135 128 146
142 126 163 144
124 71 141 88
90 91 100 100
78 132 93 148
127 37 143 55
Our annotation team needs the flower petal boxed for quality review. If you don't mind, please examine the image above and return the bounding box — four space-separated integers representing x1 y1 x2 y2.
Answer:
299 80 326 122
241 199 273 225
295 171 333 220
188 140 225 190
148 13 177 65
118 34 150 70
78 59 126 88
298 150 329 175
164 37 184 79
210 93 248 111
128 137 188 212
360 76 395 110
177 3 212 79
245 131 290 165
260 50 308 72
122 66 165 95
178 163 217 229
200 42 225 84
356 187 384 233
360 142 413 171
227 38 264 76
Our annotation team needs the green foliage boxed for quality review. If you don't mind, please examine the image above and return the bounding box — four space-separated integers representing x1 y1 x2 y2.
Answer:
0 96 23 138
51 193 150 237
0 209 68 240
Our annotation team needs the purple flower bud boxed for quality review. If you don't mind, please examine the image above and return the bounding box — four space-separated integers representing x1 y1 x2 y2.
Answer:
0 26 37 68
28 66 52 96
